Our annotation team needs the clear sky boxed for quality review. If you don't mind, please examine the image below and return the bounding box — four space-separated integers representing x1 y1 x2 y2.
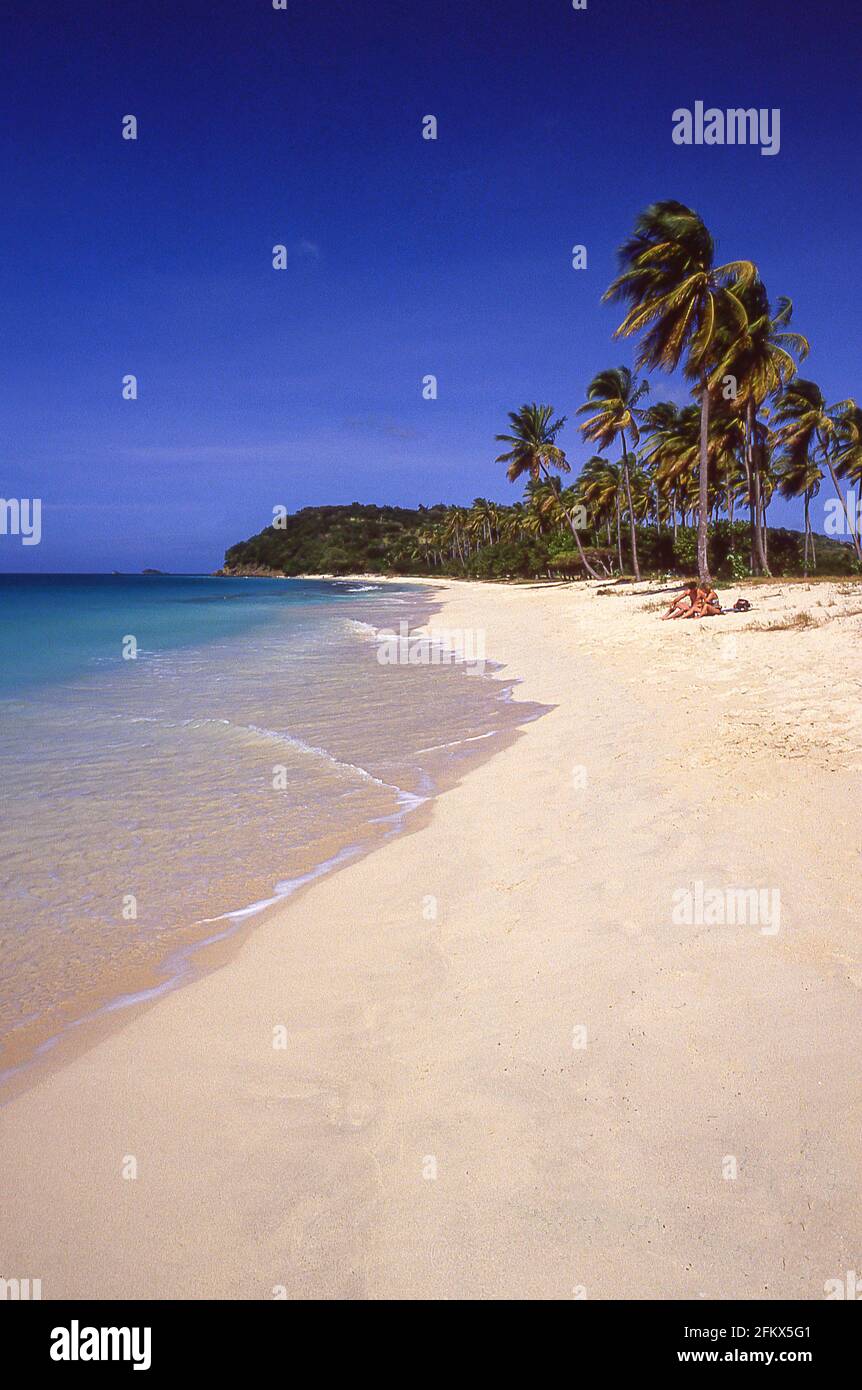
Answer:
2 0 860 572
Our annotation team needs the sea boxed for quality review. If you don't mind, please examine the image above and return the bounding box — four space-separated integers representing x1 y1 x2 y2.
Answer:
0 574 543 1080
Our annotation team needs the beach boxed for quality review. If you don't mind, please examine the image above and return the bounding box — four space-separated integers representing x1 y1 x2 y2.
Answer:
2 576 861 1300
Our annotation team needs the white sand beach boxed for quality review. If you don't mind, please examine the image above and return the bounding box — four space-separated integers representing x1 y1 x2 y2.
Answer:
2 577 860 1299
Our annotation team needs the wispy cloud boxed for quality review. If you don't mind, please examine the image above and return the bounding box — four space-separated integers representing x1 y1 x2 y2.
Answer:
108 442 304 465
343 416 422 441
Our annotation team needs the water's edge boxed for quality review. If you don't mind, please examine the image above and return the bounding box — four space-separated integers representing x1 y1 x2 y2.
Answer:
0 582 549 1103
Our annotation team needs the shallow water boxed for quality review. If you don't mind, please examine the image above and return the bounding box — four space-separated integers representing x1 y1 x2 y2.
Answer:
0 575 544 1072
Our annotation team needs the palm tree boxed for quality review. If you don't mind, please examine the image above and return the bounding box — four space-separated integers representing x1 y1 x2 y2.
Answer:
577 367 648 580
707 403 746 547
835 403 862 552
772 381 861 561
625 453 653 529
529 476 604 579
500 502 528 544
711 283 809 574
775 451 821 577
603 201 756 583
468 497 499 548
578 455 624 571
639 400 678 531
495 404 570 484
640 401 689 538
441 507 472 565
640 402 700 531
758 450 777 569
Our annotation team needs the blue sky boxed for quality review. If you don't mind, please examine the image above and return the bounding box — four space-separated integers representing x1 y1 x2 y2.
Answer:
2 0 860 572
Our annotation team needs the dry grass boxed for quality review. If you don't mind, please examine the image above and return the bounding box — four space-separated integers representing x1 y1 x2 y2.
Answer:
750 611 822 633
740 574 859 587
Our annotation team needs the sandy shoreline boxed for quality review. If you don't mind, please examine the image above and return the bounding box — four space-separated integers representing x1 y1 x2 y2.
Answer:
0 578 529 1096
2 576 861 1299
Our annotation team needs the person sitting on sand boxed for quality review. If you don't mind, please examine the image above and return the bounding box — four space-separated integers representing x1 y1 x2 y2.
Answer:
682 585 721 619
661 581 699 620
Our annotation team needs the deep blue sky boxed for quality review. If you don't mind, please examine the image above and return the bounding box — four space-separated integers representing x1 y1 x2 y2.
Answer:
2 0 860 572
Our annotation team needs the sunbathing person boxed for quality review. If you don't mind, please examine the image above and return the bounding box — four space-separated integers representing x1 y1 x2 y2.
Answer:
683 586 722 619
661 582 699 620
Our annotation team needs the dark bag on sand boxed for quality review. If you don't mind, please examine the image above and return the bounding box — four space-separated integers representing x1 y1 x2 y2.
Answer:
732 598 751 612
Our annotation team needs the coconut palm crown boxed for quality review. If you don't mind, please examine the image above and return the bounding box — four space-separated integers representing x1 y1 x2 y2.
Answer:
577 366 648 580
495 403 570 484
603 200 756 582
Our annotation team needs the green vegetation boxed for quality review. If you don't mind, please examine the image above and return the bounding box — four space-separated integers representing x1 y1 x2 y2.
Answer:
220 504 856 581
222 203 862 584
222 503 449 577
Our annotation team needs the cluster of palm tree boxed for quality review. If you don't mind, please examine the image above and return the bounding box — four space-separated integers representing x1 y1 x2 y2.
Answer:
409 491 603 575
491 202 862 583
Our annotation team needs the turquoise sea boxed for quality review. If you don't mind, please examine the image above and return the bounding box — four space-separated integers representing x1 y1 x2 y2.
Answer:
0 575 541 1077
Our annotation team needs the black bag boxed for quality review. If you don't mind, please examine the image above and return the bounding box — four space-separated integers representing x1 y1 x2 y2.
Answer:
732 598 751 612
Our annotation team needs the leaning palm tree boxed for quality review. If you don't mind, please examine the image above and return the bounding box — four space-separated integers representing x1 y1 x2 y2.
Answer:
835 403 862 553
577 367 648 580
495 403 570 484
559 484 608 578
603 201 756 583
529 476 604 579
578 455 625 571
771 381 861 561
836 404 862 478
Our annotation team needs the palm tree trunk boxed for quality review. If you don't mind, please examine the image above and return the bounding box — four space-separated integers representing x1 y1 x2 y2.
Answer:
615 497 623 573
620 436 641 581
742 454 755 573
762 500 769 566
803 490 810 578
747 399 770 575
567 515 603 580
825 453 862 560
698 384 712 584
